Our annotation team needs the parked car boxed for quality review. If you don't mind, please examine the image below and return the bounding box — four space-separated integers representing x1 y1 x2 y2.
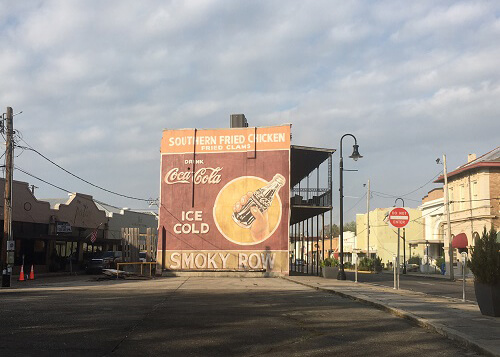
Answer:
85 251 123 274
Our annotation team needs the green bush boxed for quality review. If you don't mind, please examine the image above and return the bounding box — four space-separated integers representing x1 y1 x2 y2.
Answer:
435 256 445 268
468 227 500 285
358 257 373 271
320 257 339 267
373 256 383 272
344 261 354 269
408 255 421 265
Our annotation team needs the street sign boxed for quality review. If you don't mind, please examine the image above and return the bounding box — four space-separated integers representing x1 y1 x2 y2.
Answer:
388 207 410 228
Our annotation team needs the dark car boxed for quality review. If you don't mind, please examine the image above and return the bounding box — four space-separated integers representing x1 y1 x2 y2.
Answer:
85 251 123 274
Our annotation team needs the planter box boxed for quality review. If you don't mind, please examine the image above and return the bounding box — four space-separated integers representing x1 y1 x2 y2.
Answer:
322 266 339 279
474 281 500 317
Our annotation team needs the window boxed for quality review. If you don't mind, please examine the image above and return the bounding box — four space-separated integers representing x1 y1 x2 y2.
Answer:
459 184 465 210
471 181 478 208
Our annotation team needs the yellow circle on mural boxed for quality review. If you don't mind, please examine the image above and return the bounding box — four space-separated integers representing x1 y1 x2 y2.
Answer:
213 176 282 245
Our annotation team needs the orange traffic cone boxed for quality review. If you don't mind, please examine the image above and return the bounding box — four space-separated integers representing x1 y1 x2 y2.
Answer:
29 264 35 280
18 265 25 281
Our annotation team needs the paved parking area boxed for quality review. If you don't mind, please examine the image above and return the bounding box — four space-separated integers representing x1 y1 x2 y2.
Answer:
0 276 482 356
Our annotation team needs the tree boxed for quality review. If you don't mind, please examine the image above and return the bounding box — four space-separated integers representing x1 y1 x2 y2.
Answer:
343 221 357 234
321 224 339 237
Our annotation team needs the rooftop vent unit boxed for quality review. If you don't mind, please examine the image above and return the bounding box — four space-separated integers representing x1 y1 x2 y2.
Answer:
230 114 248 128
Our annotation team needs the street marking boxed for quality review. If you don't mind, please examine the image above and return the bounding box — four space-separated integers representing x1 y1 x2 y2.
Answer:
416 282 434 285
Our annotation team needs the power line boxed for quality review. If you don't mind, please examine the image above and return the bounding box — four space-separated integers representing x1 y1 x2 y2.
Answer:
15 166 73 195
372 191 422 203
15 143 151 202
370 171 443 204
14 165 159 211
345 192 367 214
398 171 442 197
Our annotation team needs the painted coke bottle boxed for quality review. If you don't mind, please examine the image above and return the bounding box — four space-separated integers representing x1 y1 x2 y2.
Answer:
232 174 285 228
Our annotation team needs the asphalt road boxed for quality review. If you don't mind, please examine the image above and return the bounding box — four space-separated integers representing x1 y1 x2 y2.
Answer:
343 271 477 302
0 276 481 356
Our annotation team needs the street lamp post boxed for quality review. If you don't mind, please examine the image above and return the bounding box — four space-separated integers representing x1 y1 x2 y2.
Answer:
394 198 406 276
338 134 363 280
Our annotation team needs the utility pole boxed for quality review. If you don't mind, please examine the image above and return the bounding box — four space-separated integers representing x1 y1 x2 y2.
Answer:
443 154 454 281
366 179 370 260
1 107 14 287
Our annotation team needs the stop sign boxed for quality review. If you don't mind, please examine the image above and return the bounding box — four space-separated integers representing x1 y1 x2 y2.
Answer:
388 207 410 228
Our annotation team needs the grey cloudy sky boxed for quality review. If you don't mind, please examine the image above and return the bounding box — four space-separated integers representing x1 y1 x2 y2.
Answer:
1 1 499 223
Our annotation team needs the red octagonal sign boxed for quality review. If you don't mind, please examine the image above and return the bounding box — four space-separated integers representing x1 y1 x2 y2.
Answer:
388 207 410 228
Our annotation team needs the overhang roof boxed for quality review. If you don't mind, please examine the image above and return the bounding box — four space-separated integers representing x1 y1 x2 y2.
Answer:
290 145 335 188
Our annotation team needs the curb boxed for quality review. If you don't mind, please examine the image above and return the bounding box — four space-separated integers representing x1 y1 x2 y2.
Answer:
282 276 498 357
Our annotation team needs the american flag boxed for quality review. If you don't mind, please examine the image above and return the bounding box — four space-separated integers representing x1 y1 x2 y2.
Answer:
90 229 98 243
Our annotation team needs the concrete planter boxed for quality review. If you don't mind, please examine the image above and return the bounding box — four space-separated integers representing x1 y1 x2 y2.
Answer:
322 266 339 279
474 281 500 317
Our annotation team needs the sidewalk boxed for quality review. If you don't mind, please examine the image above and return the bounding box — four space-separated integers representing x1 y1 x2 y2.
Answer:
283 274 500 357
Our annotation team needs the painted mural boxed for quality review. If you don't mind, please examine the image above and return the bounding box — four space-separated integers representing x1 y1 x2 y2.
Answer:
158 125 291 273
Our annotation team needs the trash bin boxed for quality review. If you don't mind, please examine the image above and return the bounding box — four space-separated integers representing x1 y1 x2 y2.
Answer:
440 263 446 275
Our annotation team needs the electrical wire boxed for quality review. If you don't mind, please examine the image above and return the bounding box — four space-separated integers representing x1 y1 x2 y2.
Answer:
344 192 367 214
15 165 73 194
398 171 442 197
14 165 159 213
15 143 151 202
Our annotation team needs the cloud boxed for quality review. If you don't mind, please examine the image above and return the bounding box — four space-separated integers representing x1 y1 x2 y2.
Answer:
1 0 498 218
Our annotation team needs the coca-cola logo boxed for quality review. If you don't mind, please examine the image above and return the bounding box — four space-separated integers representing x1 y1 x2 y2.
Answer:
165 167 223 185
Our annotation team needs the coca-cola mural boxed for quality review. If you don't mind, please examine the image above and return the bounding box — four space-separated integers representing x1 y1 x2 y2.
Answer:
158 125 291 273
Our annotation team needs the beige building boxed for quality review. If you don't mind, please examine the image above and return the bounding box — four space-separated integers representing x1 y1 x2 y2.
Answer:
411 188 445 271
356 208 422 268
435 147 500 275
0 178 157 274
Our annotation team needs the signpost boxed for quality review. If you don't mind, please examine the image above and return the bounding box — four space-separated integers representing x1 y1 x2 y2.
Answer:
388 207 410 289
353 248 361 283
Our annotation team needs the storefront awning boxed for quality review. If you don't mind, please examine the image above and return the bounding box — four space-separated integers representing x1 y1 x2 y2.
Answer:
452 233 468 249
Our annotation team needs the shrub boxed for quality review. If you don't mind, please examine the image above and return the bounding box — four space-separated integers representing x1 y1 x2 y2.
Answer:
320 257 339 267
344 261 354 269
435 256 445 268
468 227 500 285
358 257 373 271
373 256 383 272
408 255 421 265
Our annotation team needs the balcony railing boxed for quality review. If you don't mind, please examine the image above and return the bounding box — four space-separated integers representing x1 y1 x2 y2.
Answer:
290 188 332 207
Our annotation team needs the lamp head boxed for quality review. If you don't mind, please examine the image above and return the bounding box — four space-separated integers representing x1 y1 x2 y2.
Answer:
349 144 363 161
436 158 441 164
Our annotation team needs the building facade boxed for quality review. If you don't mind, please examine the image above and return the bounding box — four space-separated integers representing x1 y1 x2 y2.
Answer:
0 178 157 274
435 148 500 275
158 125 291 274
412 188 445 271
356 208 422 268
